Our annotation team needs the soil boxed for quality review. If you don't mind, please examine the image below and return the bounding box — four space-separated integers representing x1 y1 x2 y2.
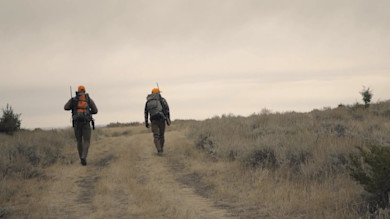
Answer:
38 127 236 218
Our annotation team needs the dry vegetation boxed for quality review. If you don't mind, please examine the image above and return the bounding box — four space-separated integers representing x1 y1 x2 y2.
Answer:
0 128 77 217
184 101 390 218
0 101 389 218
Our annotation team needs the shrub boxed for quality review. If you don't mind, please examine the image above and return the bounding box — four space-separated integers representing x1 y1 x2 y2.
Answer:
360 87 373 108
106 121 141 127
245 147 279 169
349 145 390 209
0 104 21 135
0 207 10 218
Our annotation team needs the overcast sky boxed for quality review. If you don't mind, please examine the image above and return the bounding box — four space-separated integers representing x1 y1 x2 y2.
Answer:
1 0 389 129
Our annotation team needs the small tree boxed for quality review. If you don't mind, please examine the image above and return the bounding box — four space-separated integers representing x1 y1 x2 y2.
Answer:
360 86 373 108
349 145 390 210
0 104 21 135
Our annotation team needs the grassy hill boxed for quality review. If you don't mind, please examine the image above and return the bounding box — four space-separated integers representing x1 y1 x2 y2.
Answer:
184 101 390 217
1 101 390 218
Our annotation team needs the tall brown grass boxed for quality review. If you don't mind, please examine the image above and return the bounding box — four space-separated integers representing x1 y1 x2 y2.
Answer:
0 128 77 217
185 101 390 218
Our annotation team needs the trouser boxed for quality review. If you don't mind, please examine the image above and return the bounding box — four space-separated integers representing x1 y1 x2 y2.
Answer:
74 121 92 160
151 119 166 152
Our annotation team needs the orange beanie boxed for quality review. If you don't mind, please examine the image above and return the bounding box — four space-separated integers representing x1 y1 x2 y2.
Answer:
78 85 86 92
152 88 161 93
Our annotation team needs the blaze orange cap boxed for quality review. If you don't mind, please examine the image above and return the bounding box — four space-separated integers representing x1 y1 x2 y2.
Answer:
78 85 86 92
152 88 161 93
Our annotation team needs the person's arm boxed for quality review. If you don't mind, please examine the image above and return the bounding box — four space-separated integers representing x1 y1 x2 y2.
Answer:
161 98 170 118
161 98 171 125
64 98 73 110
89 98 98 114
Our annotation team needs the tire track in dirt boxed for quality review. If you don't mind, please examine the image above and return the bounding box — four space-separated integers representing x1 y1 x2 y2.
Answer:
44 163 100 218
43 137 127 218
129 130 234 219
42 127 234 218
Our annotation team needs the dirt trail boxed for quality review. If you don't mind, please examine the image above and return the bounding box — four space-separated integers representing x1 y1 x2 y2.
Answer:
41 127 233 218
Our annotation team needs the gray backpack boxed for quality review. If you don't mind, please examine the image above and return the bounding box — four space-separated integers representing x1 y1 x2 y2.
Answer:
146 93 165 120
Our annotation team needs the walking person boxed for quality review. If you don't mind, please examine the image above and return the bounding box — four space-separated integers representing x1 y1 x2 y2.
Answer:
144 88 170 156
64 85 98 166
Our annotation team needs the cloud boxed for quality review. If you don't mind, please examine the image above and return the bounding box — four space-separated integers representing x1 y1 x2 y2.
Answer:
0 0 389 128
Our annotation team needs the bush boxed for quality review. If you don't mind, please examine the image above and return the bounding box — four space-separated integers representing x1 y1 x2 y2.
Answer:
360 87 373 108
245 147 279 169
0 104 21 135
106 121 141 127
349 145 390 209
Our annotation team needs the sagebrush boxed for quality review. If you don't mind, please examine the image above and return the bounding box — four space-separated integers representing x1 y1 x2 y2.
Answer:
187 101 390 217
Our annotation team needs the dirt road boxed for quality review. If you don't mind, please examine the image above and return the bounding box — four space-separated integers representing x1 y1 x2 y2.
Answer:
40 126 234 218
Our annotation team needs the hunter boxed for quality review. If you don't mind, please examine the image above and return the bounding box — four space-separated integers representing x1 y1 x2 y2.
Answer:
64 85 98 166
144 88 171 155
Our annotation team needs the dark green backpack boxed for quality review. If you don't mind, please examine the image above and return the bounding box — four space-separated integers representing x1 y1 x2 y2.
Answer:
146 93 165 120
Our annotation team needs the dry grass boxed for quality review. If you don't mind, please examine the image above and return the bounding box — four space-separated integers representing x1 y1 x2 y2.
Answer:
0 128 78 217
1 101 389 218
184 101 390 218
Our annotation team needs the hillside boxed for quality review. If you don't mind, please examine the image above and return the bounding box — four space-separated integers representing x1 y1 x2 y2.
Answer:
1 101 390 218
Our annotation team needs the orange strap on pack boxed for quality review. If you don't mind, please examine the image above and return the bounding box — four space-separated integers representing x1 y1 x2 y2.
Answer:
77 93 88 112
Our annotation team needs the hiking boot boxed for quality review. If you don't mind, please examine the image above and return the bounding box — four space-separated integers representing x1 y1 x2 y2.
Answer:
81 158 87 166
157 150 163 156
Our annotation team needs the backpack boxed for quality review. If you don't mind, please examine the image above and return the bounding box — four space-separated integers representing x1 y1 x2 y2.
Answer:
72 92 92 122
146 93 165 120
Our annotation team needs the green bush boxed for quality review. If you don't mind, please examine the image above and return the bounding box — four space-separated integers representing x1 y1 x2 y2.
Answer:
0 104 21 135
360 87 373 108
349 145 390 209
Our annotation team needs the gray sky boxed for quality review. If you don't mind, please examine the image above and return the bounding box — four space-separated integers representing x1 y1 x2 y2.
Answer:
1 0 389 129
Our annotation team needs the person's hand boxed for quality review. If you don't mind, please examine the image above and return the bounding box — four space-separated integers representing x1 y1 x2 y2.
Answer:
145 122 150 128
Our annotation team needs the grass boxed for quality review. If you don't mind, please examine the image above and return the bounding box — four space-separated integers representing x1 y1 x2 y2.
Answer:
1 100 389 218
184 101 390 218
0 128 78 216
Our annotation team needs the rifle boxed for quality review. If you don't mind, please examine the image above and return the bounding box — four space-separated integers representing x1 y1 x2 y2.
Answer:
156 82 171 126
70 86 75 127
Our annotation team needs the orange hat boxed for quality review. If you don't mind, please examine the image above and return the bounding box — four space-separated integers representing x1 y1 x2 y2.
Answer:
152 88 161 93
78 85 86 92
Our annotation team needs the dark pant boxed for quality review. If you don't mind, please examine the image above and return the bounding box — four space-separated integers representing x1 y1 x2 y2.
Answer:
74 121 91 160
151 119 165 152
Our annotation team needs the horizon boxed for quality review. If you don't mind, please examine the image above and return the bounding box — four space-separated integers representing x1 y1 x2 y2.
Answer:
19 97 389 130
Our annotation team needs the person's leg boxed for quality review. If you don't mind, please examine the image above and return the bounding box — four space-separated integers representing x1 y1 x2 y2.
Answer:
151 121 162 153
159 121 166 152
81 123 91 163
74 125 83 159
